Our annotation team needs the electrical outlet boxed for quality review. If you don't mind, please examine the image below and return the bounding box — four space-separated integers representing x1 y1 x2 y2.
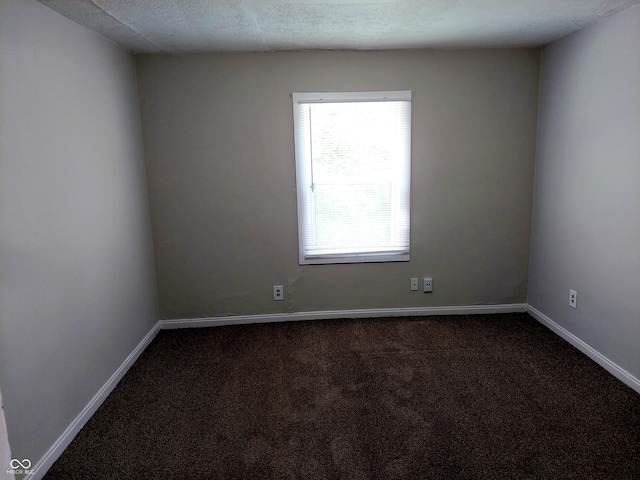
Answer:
410 278 419 291
569 289 577 309
273 285 284 301
423 277 433 293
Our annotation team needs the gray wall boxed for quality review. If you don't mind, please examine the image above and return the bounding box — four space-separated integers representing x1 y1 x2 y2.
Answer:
529 5 640 380
136 49 540 319
0 390 12 480
0 0 158 466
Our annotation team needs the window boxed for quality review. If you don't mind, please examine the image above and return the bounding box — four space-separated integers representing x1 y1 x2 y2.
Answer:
292 90 412 265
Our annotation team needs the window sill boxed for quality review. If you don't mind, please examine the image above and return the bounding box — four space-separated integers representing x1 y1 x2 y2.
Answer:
300 252 410 265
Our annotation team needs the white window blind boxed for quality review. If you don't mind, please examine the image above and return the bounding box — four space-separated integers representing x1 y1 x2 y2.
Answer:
292 91 411 265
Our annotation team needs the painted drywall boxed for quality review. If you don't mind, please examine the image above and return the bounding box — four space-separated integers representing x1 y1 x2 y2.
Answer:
0 0 158 469
528 5 640 379
0 390 13 480
136 49 540 319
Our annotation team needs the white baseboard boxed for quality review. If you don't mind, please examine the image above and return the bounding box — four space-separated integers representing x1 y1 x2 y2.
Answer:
527 305 640 394
159 303 528 329
27 323 161 480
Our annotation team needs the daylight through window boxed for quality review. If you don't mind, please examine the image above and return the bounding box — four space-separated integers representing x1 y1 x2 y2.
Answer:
292 91 412 264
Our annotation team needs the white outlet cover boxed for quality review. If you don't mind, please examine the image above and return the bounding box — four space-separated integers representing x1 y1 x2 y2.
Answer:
273 285 284 301
410 278 419 291
569 289 577 308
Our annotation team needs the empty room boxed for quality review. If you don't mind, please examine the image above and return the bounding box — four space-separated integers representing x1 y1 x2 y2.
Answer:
1 0 639 478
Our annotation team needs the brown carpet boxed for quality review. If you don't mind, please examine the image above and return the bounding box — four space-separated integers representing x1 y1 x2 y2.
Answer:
44 313 640 479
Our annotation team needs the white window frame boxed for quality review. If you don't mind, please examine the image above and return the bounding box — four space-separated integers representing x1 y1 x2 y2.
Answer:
292 90 412 265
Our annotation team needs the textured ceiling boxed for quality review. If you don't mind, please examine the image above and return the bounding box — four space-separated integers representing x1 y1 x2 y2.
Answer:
39 0 640 53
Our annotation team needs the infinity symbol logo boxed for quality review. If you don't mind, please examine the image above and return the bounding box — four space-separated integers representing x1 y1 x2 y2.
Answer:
10 458 31 469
